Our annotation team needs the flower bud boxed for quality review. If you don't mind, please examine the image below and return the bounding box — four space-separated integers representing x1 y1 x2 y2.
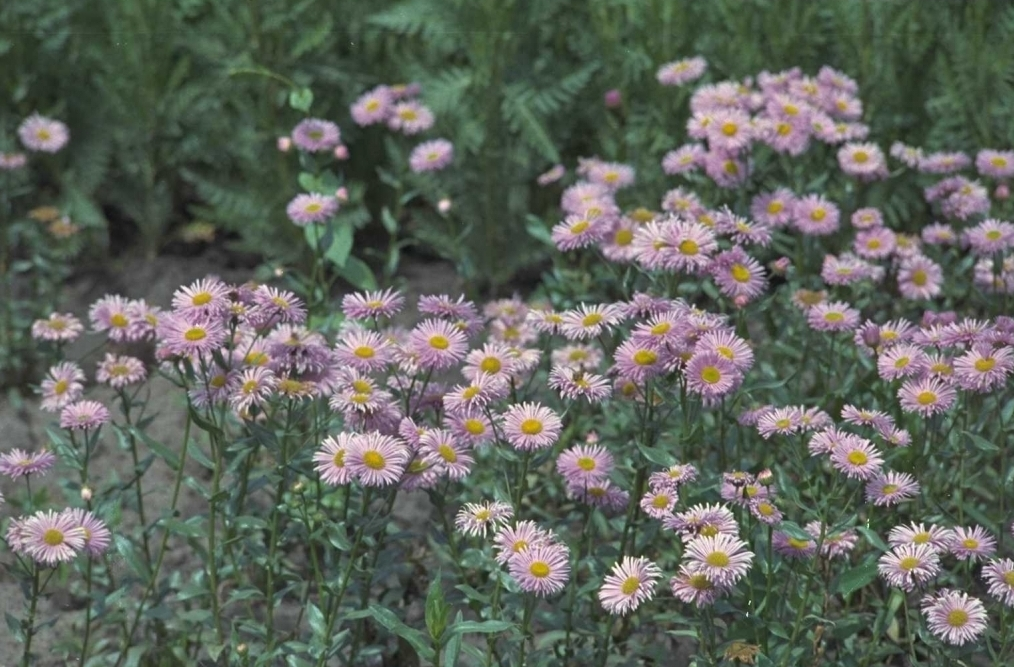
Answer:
334 144 349 160
756 469 774 486
437 198 452 214
996 184 1010 200
604 89 622 108
81 486 93 502
335 187 349 203
277 137 292 152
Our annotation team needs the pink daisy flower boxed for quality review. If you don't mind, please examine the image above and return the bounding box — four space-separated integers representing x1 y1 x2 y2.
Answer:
612 339 665 384
0 152 27 170
684 352 741 399
230 366 277 414
865 471 920 506
559 303 622 340
805 521 858 559
670 564 722 607
407 319 468 370
756 406 803 439
421 429 474 480
793 195 840 236
286 193 338 226
950 526 997 562
888 523 954 552
897 256 943 300
551 214 606 251
387 101 434 135
879 543 940 591
773 531 817 560
18 114 69 152
640 489 678 519
96 354 147 389
21 509 86 565
598 556 662 615
877 344 929 381
60 400 111 431
63 508 111 557
334 330 394 373
291 118 341 152
409 139 453 173
838 142 887 180
898 376 956 417
548 366 611 403
556 444 614 486
666 504 738 542
89 294 135 342
31 312 84 343
157 313 228 358
657 57 707 86
921 589 987 646
920 151 972 174
502 402 562 451
953 344 1013 392
537 164 565 186
853 228 896 259
662 144 705 174
455 500 514 537
982 558 1014 607
250 286 307 326
976 149 1014 179
683 534 753 587
342 288 405 320
807 301 860 332
39 361 86 412
350 86 393 126
710 248 768 302
751 189 796 228
0 449 57 479
830 437 883 480
509 543 570 597
749 499 783 525
493 521 551 565
346 432 408 487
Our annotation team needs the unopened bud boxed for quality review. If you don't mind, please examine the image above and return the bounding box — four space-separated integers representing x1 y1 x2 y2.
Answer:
335 187 349 203
277 137 292 152
996 184 1010 200
733 295 749 309
437 198 452 214
292 481 306 494
81 486 93 501
236 643 248 655
756 469 774 486
273 266 285 277
585 431 599 445
334 144 349 160
770 257 791 275
604 89 622 108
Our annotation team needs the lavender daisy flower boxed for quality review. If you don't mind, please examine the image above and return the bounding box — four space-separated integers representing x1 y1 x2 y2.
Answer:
879 543 940 591
751 189 796 228
982 558 1014 607
387 101 434 135
89 294 135 342
18 114 69 153
409 139 453 173
250 286 307 326
805 522 858 559
22 510 86 565
888 522 954 552
493 521 551 565
286 193 338 226
748 499 783 525
31 312 84 343
756 406 803 439
921 589 987 646
684 534 753 586
60 400 111 431
0 449 57 479
342 288 405 320
230 367 277 414
649 464 698 491
773 531 817 560
96 354 147 389
291 118 341 152
0 152 28 170
537 164 565 186
666 504 738 542
63 508 111 557
807 301 860 332
463 342 517 382
950 526 997 562
351 86 393 126
865 471 920 506
710 248 768 302
657 57 707 86
559 303 622 340
684 352 741 399
640 489 677 519
40 361 86 412
345 432 408 487
670 564 722 607
898 377 956 417
976 149 1014 179
421 429 474 480
598 556 662 615
408 319 468 370
838 142 888 180
953 344 1013 392
157 312 228 358
830 437 883 480
334 330 394 373
793 194 840 236
548 366 611 403
509 543 570 597
455 500 514 537
897 255 943 300
568 479 629 511
556 444 614 486
662 144 705 174
612 340 665 384
502 402 562 451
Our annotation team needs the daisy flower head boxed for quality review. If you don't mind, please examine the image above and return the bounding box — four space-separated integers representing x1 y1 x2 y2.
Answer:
854 227 896 259
409 139 453 173
18 113 69 153
898 376 956 417
568 479 630 511
964 218 1014 256
838 142 888 180
684 534 753 586
587 161 636 191
63 508 111 558
976 149 1014 179
703 151 749 188
559 303 622 340
509 543 571 597
684 351 741 399
60 400 111 431
920 151 972 174
670 564 722 607
0 449 57 479
250 286 306 326
421 429 474 480
230 366 277 413
706 109 753 153
921 589 987 646
756 406 803 439
0 152 27 170
502 402 562 451
662 144 705 174
447 410 496 447
897 255 943 300
39 361 86 412
341 288 405 321
773 531 817 560
649 463 699 491
889 522 954 553
346 432 408 487
89 294 135 342
866 471 920 506
877 343 929 381
350 86 393 126
953 344 1013 393
556 444 614 486
806 522 859 559
408 319 468 370
387 101 434 135
751 188 796 228
96 354 147 389
791 289 827 311
657 57 707 86
455 500 514 537
667 503 738 542
21 510 85 565
31 312 84 343
334 329 394 373
793 194 840 236
982 558 1014 607
599 556 662 615
548 366 611 403
551 214 606 251
493 521 551 565
640 489 678 519
830 437 883 480
171 277 231 320
291 118 341 152
891 141 924 167
286 193 338 227
710 248 768 302
537 164 565 186
612 339 666 384
950 526 997 562
807 301 860 333
879 543 941 591
749 498 783 525
443 373 507 414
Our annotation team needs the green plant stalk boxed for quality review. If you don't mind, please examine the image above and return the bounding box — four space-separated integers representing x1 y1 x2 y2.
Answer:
206 430 225 647
348 489 400 665
119 391 153 564
563 506 595 662
114 410 193 667
265 402 295 650
780 569 816 667
20 564 40 667
514 451 532 512
517 595 536 667
80 557 94 665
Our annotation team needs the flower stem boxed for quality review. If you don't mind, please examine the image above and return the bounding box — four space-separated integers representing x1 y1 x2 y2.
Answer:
21 564 40 667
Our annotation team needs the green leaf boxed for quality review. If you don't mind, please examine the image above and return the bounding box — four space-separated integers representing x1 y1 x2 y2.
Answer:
381 207 399 235
424 573 450 643
324 224 354 268
161 518 203 538
337 256 377 290
130 426 180 471
831 559 878 597
965 431 999 453
115 535 152 581
307 602 326 640
451 620 515 635
365 605 434 660
289 88 314 112
6 612 24 642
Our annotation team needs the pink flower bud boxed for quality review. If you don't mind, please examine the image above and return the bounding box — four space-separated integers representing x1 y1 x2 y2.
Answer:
437 198 452 213
604 89 622 108
585 431 599 445
996 184 1010 200
277 137 292 152
334 144 349 160
81 486 93 501
770 257 791 275
336 187 349 203
733 295 749 309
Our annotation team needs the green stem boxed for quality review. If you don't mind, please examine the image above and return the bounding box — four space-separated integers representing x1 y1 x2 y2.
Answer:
563 506 595 663
21 565 40 667
517 595 536 667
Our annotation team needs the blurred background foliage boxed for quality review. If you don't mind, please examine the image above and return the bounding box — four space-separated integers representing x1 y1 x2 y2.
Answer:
2 0 1014 290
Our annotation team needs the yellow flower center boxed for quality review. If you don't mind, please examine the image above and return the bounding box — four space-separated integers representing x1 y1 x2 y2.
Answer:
362 451 386 470
620 576 641 595
210 374 227 389
480 357 501 374
899 556 920 571
650 322 671 335
679 239 699 255
852 151 869 163
986 229 1003 241
192 292 213 306
464 419 485 435
1004 571 1014 587
304 203 323 213
271 296 290 309
581 313 603 327
811 208 827 222
689 573 712 590
723 160 739 175
916 391 937 406
962 538 979 550
824 312 844 323
699 366 721 384
767 201 784 215
184 327 207 342
911 270 928 286
53 379 68 395
520 418 543 435
568 350 588 362
633 350 657 366
866 238 881 250
847 450 869 466
614 229 633 246
570 220 590 234
398 108 418 121
721 122 738 137
700 525 719 537
110 313 129 328
438 443 457 463
245 351 268 366
893 356 911 369
242 379 259 394
652 494 670 509
705 551 730 567
783 103 799 116
512 540 528 553
776 122 792 136
577 457 596 471
462 386 481 400
529 561 550 578
730 264 751 283
366 99 380 112
947 610 969 628
975 358 996 373
429 335 450 350
332 450 345 467
788 538 811 550
474 509 491 521
991 156 1008 168
43 528 64 546
350 379 371 394
882 484 899 495
913 532 930 544
353 346 375 359
757 503 774 516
